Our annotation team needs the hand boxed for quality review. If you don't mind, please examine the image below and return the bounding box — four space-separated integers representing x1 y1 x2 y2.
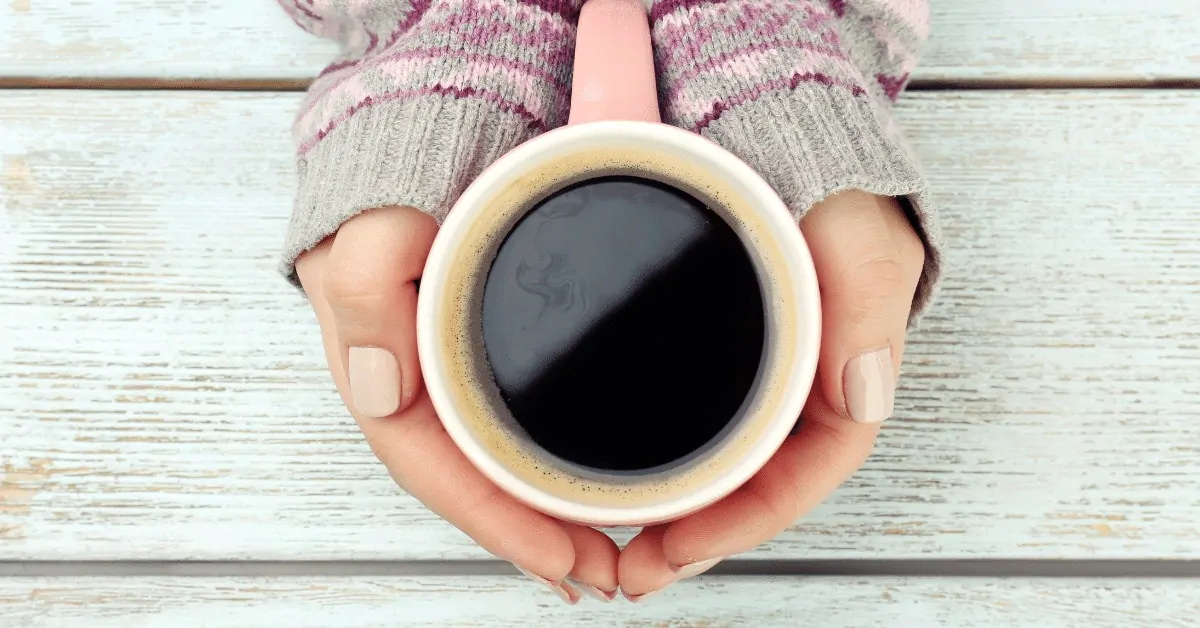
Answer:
296 207 621 604
616 190 926 600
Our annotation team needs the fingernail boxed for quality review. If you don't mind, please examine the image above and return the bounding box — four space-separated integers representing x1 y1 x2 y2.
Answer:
567 578 616 602
517 567 580 605
348 347 400 418
669 557 722 579
844 346 896 424
623 589 663 603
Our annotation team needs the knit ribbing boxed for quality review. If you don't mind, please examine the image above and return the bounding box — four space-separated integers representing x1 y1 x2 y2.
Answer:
280 94 537 286
279 0 579 288
650 0 941 319
279 0 941 317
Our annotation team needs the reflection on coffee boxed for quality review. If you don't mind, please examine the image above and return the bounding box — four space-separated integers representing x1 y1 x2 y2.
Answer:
482 177 765 471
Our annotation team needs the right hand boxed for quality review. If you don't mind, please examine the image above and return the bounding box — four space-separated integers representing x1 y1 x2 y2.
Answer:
296 206 620 604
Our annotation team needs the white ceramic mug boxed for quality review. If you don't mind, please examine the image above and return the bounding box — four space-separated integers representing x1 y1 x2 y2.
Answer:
416 0 821 526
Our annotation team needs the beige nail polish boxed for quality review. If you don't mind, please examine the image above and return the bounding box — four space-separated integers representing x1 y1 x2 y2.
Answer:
843 346 896 424
567 578 616 602
348 347 401 418
517 567 580 604
671 557 722 579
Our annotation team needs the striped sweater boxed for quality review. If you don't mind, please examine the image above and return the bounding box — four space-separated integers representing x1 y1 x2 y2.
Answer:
278 0 940 315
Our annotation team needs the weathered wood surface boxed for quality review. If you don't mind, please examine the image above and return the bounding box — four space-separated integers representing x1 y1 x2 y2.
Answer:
2 90 1199 560
4 576 1198 627
1 0 1198 82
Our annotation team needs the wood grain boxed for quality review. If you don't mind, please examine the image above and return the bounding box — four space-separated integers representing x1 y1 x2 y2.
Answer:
4 576 1199 627
1 1 1197 83
2 90 1199 561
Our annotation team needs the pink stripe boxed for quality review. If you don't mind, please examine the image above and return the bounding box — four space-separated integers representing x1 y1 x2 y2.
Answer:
655 0 833 30
317 59 358 80
298 85 547 156
513 0 582 20
878 0 930 39
371 56 557 119
876 72 910 101
302 2 570 118
664 39 847 100
363 30 379 56
654 0 839 69
669 48 868 120
434 9 572 48
691 72 865 133
299 46 567 121
309 0 432 84
384 0 433 49
650 0 727 22
292 0 322 21
399 47 566 89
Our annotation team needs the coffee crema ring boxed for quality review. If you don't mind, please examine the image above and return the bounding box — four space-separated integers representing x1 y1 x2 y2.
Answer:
418 122 820 525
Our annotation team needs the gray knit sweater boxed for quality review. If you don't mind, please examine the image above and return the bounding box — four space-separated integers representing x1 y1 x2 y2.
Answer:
278 0 941 314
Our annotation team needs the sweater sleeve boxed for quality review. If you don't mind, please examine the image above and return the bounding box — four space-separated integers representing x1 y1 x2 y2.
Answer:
650 0 942 321
277 0 579 288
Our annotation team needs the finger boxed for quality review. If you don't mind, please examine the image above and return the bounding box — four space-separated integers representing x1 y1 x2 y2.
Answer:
619 191 925 588
367 393 585 604
363 393 583 605
649 395 877 572
800 190 925 424
323 206 437 417
300 248 589 605
563 524 621 601
617 526 677 601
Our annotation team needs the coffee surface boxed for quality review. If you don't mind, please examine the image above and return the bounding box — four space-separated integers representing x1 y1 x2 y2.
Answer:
482 177 765 471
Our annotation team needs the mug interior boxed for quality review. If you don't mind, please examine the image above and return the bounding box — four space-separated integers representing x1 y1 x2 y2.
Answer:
417 121 821 526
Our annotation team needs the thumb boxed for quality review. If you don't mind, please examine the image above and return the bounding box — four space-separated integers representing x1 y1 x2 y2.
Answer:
800 191 925 424
323 206 438 418
568 0 660 124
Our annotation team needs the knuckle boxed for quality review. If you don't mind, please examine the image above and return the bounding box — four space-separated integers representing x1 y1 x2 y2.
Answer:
837 236 924 305
323 265 390 313
849 253 910 291
831 255 908 326
851 206 927 289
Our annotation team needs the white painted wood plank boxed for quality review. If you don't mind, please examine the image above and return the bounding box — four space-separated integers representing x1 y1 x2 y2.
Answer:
1 1 1197 81
3 576 1198 627
2 90 1199 560
0 1 338 80
919 0 1200 81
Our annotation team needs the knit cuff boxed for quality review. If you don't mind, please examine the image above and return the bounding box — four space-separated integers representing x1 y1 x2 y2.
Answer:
279 95 541 289
698 84 942 323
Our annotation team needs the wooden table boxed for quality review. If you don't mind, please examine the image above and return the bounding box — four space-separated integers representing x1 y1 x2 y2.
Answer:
2 1 1198 626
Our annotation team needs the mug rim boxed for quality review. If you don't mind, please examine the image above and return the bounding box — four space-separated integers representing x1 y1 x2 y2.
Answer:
417 121 821 526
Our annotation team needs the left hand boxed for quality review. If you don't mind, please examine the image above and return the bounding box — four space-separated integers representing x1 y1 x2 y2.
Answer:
617 189 926 600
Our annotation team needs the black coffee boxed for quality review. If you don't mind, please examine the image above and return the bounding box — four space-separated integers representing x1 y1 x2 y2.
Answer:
481 176 765 471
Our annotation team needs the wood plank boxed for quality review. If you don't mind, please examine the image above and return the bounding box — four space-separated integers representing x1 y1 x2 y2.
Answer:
0 1 335 81
1 1 1198 82
2 90 1199 560
3 576 1198 627
919 0 1200 82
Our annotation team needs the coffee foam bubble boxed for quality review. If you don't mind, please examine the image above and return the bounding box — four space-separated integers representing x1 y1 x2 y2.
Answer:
431 132 803 511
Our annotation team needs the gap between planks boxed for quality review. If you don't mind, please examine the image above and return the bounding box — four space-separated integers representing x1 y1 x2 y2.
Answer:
2 76 1200 92
1 560 1199 578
